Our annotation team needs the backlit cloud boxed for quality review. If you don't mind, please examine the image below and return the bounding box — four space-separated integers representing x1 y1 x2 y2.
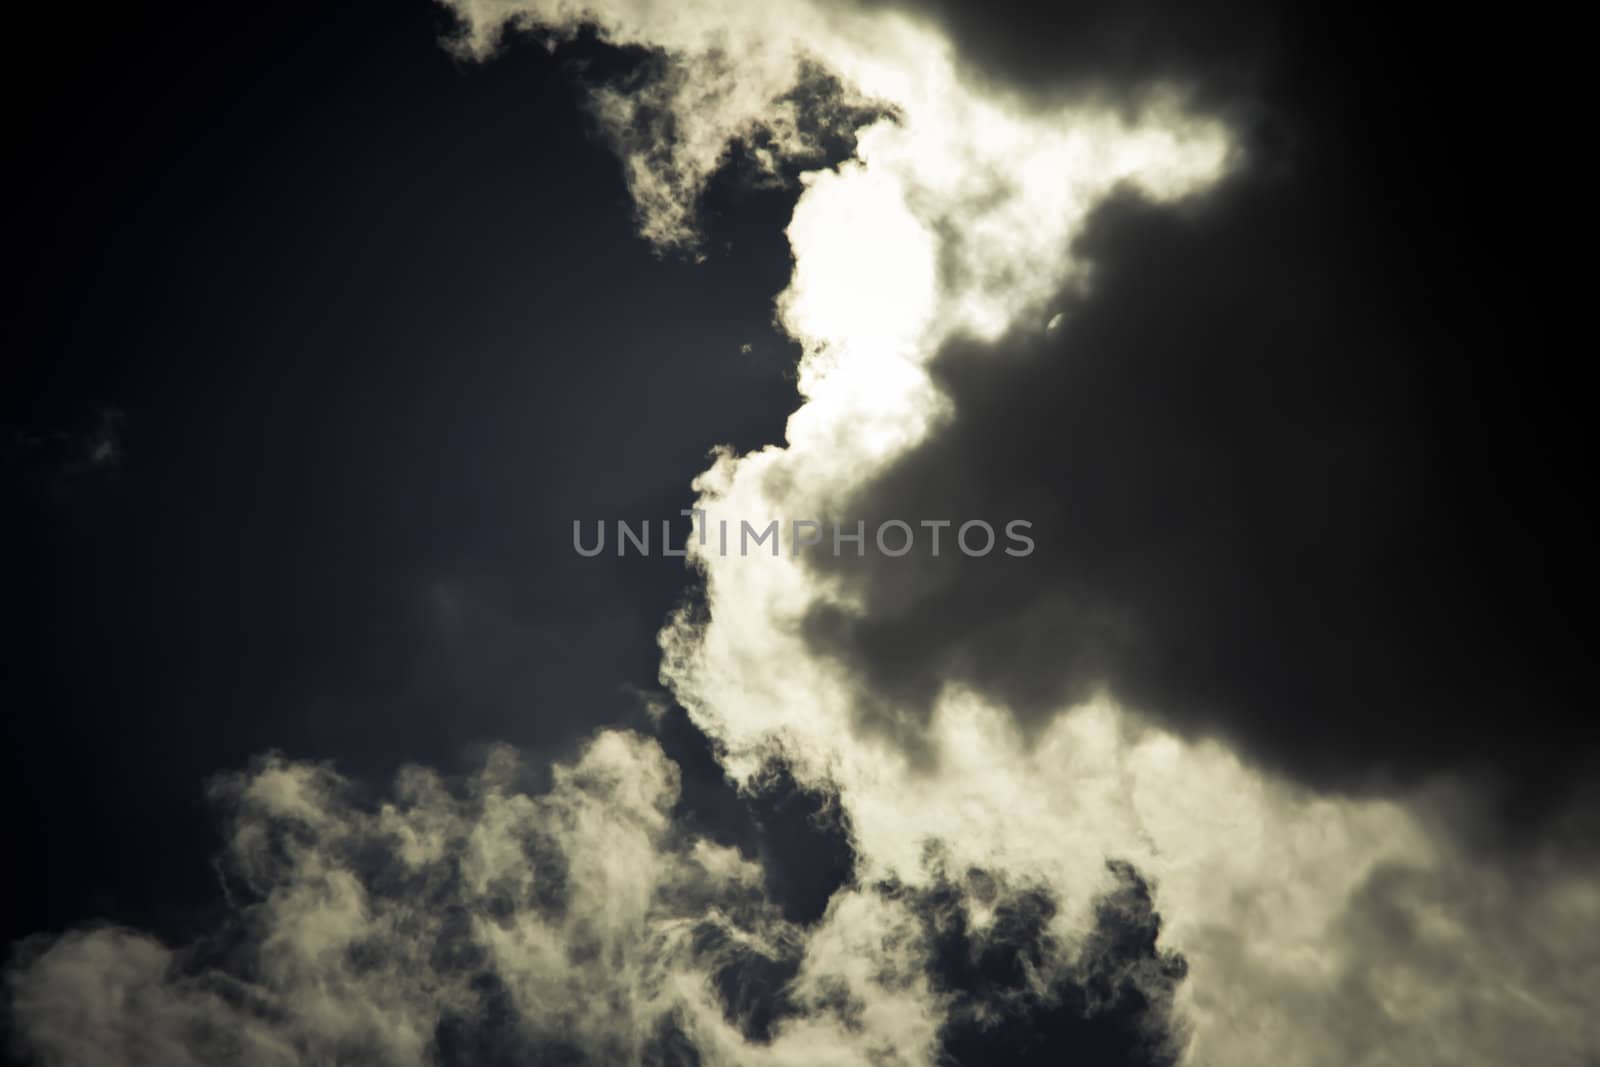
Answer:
8 2 1594 1066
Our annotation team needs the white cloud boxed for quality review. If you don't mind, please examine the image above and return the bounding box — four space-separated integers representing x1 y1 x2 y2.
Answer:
9 734 950 1066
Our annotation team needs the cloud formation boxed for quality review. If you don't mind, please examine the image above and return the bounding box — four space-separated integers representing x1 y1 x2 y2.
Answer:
9 1 1596 1065
800 178 1594 807
8 723 1201 1066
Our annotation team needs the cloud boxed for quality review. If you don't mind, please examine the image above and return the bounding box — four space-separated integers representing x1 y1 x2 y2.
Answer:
7 722 1198 1066
798 175 1594 808
439 3 1594 1064
899 856 1189 1067
11 734 727 1066
442 0 894 255
875 0 1281 108
9 2 1595 1066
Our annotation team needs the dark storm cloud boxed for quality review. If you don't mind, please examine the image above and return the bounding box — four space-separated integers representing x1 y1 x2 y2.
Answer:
883 856 1187 1067
881 0 1279 108
801 7 1591 810
655 706 859 926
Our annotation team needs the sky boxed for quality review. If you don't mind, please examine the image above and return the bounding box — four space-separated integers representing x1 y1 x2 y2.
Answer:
4 2 1594 1066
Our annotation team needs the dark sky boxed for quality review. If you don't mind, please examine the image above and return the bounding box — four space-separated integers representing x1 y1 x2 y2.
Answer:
5 0 800 953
